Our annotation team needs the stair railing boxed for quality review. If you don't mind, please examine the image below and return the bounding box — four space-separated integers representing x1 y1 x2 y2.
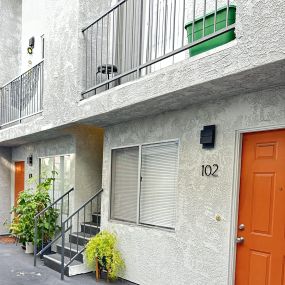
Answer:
34 187 74 266
60 188 103 280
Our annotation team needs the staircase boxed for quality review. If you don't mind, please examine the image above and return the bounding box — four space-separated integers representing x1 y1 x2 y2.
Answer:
34 188 103 280
43 212 101 276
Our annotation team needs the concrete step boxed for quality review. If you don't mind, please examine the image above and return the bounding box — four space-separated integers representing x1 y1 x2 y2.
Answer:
92 213 101 225
43 253 91 276
81 222 100 235
69 232 92 246
56 243 84 263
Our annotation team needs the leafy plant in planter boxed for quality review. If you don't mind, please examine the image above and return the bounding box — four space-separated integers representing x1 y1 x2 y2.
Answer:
85 230 125 281
10 175 60 253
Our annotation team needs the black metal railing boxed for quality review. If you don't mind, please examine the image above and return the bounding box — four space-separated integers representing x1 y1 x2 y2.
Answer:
82 0 236 98
34 187 74 266
60 188 103 280
0 60 44 127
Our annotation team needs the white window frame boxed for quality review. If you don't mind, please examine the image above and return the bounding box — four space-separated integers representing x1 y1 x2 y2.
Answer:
109 139 179 231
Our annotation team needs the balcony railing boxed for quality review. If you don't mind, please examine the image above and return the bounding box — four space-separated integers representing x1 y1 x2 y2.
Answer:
0 60 44 128
82 0 236 98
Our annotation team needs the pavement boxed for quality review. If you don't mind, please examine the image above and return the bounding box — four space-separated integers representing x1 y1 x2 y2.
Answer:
0 243 128 285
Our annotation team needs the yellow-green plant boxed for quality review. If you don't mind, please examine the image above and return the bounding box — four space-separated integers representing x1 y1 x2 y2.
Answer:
85 230 125 280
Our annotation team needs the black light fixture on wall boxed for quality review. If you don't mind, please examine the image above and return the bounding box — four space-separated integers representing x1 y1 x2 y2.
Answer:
27 154 33 166
200 125 216 149
27 37 35 54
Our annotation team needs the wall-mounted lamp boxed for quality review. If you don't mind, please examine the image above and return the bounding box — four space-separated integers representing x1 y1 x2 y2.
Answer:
200 125 216 149
27 154 33 166
27 37 35 54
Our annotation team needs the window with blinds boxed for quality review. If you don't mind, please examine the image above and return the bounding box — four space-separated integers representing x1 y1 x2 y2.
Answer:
111 147 139 223
110 140 178 229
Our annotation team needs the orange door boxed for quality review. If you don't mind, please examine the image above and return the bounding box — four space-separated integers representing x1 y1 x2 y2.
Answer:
235 130 285 285
14 161 25 206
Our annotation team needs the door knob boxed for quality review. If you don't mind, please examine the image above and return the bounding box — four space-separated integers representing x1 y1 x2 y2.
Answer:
238 224 245 230
236 237 245 244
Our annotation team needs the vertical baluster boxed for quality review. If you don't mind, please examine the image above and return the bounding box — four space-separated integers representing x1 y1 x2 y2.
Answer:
155 0 159 60
137 0 143 78
41 214 44 251
172 0 177 52
90 28 92 90
95 23 99 89
76 212 79 254
34 217 38 266
146 0 151 69
69 217 72 260
112 10 115 79
67 193 70 217
226 0 230 27
61 198 63 225
61 222 65 280
203 0 207 37
106 13 109 89
163 0 168 55
192 0 196 43
130 0 135 73
124 1 128 75
83 206 86 240
100 18 104 84
214 0 218 32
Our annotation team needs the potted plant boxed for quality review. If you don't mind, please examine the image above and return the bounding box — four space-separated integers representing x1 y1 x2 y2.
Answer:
10 190 35 253
10 176 59 255
33 181 60 256
85 230 125 281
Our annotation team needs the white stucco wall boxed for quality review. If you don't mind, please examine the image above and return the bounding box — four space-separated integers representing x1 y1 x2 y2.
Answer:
0 0 284 146
21 0 45 72
0 0 22 86
0 147 12 235
101 86 285 285
9 126 103 225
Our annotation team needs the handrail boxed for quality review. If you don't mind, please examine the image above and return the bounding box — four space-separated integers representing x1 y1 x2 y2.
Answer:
62 189 103 223
60 188 103 280
0 60 44 127
34 187 74 219
82 0 126 32
1 60 44 89
81 0 236 98
33 187 75 267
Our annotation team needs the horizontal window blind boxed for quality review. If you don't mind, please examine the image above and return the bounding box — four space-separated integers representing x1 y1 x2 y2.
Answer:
111 147 139 222
139 141 178 229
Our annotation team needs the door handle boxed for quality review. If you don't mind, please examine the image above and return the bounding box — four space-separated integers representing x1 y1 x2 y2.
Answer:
236 237 245 244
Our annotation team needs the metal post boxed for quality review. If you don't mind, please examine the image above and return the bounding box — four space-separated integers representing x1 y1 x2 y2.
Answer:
61 222 65 280
34 217 38 266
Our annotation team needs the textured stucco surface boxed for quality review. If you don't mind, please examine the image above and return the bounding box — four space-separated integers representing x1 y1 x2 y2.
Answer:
0 0 284 145
8 126 103 229
101 87 285 285
73 126 104 211
0 147 12 234
0 0 21 86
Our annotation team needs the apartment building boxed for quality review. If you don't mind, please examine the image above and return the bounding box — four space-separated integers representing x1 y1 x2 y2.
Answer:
0 0 285 284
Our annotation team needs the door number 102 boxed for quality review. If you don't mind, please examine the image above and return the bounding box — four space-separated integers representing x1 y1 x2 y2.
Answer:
202 164 219 177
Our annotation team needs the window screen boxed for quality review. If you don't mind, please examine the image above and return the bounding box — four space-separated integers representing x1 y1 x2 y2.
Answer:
111 147 139 223
139 142 178 229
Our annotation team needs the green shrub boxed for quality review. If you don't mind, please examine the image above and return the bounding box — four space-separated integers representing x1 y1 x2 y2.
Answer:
85 230 125 280
10 176 59 245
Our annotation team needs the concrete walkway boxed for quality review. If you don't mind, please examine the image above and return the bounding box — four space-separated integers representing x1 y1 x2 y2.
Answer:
0 243 127 285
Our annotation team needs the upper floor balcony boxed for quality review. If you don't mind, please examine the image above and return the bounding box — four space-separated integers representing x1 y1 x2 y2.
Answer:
0 61 43 129
82 0 236 99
